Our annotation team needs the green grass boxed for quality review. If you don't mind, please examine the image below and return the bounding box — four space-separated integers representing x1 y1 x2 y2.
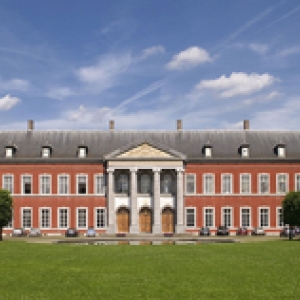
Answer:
0 240 299 299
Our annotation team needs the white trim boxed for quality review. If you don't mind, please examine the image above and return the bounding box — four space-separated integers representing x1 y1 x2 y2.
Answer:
76 207 88 229
76 174 88 195
21 174 33 195
276 207 283 228
185 173 196 195
203 207 215 228
42 147 51 158
221 207 233 228
185 207 196 228
276 173 288 194
295 173 300 191
258 207 270 228
39 174 52 195
2 174 14 194
39 207 52 229
258 173 270 194
94 207 106 229
21 207 32 229
94 173 105 195
57 174 70 195
57 207 70 229
203 174 215 194
240 173 251 194
221 173 233 194
239 207 251 228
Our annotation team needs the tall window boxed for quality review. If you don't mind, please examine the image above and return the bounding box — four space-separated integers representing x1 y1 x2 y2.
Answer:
40 208 51 229
203 174 214 194
277 174 288 194
222 174 232 194
240 174 251 194
185 174 195 194
161 174 173 194
40 175 51 194
241 208 250 227
139 174 152 194
117 173 129 194
95 208 106 228
77 208 87 228
77 175 87 194
259 174 269 194
22 175 32 194
95 174 105 195
22 208 32 228
204 208 214 227
259 208 269 227
58 175 69 194
277 207 283 228
222 208 232 227
58 208 69 228
295 174 300 191
186 208 196 227
3 175 13 194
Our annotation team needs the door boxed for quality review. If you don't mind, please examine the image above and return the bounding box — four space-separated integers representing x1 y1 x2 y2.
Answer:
139 207 152 233
117 207 130 233
162 207 174 233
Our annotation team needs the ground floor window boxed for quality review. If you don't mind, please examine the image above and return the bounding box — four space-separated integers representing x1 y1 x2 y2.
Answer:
259 208 269 227
95 208 106 228
58 208 69 229
204 208 214 227
77 208 87 229
22 208 32 228
186 208 196 227
40 208 51 229
222 208 232 227
241 208 250 227
277 207 283 227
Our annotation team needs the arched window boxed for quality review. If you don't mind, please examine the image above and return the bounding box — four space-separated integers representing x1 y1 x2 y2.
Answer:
161 174 173 194
117 173 129 194
140 174 152 194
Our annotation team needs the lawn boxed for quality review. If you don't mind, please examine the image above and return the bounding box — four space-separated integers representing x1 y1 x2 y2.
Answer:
0 240 299 299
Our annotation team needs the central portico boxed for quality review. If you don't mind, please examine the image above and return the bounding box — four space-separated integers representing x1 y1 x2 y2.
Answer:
105 141 185 234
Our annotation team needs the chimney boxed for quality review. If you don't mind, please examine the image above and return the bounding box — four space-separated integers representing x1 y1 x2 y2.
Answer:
109 120 115 131
243 119 249 130
177 119 182 131
27 119 34 131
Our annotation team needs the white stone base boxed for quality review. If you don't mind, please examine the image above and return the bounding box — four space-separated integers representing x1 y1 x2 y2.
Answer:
129 224 139 234
175 224 185 234
152 224 162 234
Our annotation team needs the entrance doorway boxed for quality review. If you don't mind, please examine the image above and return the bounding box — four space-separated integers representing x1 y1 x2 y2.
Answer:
162 207 174 233
139 207 152 233
117 207 130 233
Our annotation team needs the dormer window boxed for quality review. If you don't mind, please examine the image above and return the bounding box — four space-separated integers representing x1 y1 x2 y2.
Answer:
42 147 51 158
78 146 87 158
276 144 286 158
6 147 13 158
240 144 250 158
203 143 212 157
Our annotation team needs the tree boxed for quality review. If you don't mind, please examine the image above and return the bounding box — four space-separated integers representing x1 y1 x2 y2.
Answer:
282 191 300 240
0 188 13 241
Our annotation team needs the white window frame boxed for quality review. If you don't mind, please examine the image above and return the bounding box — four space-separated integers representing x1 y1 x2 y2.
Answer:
58 174 70 195
258 207 270 228
258 173 270 194
77 174 88 195
241 147 249 158
221 174 233 194
185 174 196 194
221 207 233 228
277 146 286 157
58 207 70 229
39 174 51 195
185 207 196 228
21 174 33 195
6 147 13 158
240 207 251 228
42 147 50 158
203 207 215 228
95 207 106 229
204 147 212 157
276 173 288 194
2 174 14 194
76 207 88 229
240 173 251 194
78 147 86 158
94 174 105 195
21 207 32 229
39 207 52 229
276 207 283 228
295 174 300 191
203 174 215 194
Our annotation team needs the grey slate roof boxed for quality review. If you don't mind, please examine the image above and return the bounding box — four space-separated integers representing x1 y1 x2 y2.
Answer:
1 130 300 161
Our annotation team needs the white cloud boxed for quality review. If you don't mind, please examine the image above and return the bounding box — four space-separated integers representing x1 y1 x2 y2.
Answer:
0 94 21 110
275 46 300 58
46 87 75 100
166 46 212 70
0 77 29 92
141 45 165 59
249 43 268 55
196 72 277 98
242 91 281 106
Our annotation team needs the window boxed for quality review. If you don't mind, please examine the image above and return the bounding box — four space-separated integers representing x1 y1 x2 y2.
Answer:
259 174 269 194
241 208 250 227
185 174 196 194
3 175 13 194
139 174 152 194
277 207 283 228
22 175 32 194
186 208 196 227
277 174 288 194
40 208 51 229
58 175 69 194
58 208 69 228
77 175 87 194
241 147 249 157
259 208 269 227
95 208 106 229
295 174 300 191
222 174 232 194
222 208 232 227
42 147 50 158
204 146 212 157
40 175 51 194
22 208 32 228
240 174 251 194
6 147 13 158
203 174 214 194
78 147 86 158
95 174 105 195
77 208 87 229
161 173 173 194
117 173 129 194
204 208 214 227
277 146 286 157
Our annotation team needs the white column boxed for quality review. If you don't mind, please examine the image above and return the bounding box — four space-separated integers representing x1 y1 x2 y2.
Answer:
106 168 116 234
152 168 161 234
176 168 185 234
129 168 139 234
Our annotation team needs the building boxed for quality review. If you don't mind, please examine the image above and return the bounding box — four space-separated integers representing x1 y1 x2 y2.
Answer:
1 119 300 236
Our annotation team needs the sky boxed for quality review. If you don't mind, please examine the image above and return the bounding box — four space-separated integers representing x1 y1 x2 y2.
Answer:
0 0 300 131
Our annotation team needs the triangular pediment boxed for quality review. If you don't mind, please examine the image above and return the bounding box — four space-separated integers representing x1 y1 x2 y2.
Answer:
118 143 173 158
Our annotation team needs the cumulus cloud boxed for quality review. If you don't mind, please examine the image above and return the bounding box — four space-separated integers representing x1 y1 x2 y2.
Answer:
0 77 29 92
0 94 21 110
166 46 212 70
196 72 277 98
141 45 165 59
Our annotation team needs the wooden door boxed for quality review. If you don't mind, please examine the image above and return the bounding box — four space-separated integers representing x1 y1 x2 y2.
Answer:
139 207 152 233
117 207 130 233
162 207 174 233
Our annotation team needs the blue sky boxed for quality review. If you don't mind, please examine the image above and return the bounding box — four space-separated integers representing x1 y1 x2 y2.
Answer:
1 0 300 130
